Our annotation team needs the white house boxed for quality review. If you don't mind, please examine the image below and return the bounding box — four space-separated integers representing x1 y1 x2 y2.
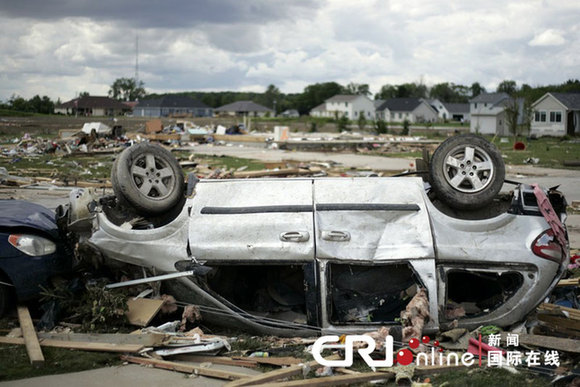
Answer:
375 98 438 123
309 95 375 120
530 92 580 137
423 99 469 122
469 92 511 135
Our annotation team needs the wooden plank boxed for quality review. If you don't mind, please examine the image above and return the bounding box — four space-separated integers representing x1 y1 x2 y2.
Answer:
225 356 341 387
125 298 164 327
537 303 580 319
122 356 249 381
502 333 580 353
0 336 143 353
257 372 394 386
212 134 268 143
37 332 167 347
225 363 310 387
249 357 302 367
16 306 44 367
232 167 321 178
173 355 258 368
557 278 580 287
537 315 580 332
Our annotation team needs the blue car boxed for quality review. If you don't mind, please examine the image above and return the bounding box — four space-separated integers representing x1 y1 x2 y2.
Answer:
0 200 72 316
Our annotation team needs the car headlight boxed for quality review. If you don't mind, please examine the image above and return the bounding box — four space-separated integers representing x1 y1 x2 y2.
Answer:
8 234 57 256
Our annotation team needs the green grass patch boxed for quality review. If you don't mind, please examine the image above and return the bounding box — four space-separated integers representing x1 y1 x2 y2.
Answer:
0 109 37 117
491 136 580 169
0 344 120 382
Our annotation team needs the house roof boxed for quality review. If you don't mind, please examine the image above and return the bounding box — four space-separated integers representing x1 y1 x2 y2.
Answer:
373 99 385 108
550 92 580 110
376 98 422 112
469 92 510 105
58 96 129 110
310 103 327 112
326 94 361 103
215 100 273 113
137 95 210 109
443 103 470 113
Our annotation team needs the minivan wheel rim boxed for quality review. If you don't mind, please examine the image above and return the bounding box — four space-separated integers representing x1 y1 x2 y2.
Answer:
442 145 494 193
130 154 175 199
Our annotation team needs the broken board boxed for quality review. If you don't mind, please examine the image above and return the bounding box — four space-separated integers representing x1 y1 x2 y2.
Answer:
126 298 164 327
17 306 44 367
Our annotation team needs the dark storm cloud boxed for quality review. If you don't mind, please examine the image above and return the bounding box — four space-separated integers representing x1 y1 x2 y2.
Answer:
0 0 320 28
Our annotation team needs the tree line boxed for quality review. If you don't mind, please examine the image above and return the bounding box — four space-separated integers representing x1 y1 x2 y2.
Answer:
2 78 579 116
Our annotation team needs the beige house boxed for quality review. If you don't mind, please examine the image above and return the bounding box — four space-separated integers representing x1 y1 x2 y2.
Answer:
531 92 580 137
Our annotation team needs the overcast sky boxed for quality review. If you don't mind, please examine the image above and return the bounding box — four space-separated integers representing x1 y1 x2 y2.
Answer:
1 0 578 101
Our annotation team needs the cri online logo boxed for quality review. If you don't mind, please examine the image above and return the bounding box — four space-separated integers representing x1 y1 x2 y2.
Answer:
313 335 473 371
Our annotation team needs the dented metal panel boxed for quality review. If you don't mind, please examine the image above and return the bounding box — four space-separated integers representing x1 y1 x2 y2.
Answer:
188 179 315 262
89 204 190 272
313 178 435 260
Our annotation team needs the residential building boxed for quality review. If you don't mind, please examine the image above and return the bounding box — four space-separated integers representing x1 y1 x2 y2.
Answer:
469 93 511 135
133 95 212 117
530 92 580 137
375 98 438 123
309 103 330 118
55 96 130 116
214 100 274 117
309 94 375 120
444 103 470 122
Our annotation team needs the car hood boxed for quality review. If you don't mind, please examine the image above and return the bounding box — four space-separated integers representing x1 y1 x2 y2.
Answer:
0 200 59 239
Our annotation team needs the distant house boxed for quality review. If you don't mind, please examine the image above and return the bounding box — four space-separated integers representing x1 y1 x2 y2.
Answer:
134 95 212 117
214 101 273 117
469 93 512 135
374 99 386 120
55 96 130 116
443 103 470 122
280 109 300 118
375 98 438 123
424 99 469 122
530 92 580 137
309 102 330 118
426 99 447 120
309 94 375 120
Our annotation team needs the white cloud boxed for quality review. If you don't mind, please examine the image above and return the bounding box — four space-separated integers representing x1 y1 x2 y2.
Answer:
528 29 566 46
0 0 579 101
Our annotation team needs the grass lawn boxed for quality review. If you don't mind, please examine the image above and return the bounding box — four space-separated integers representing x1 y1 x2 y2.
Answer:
491 136 580 169
376 135 580 170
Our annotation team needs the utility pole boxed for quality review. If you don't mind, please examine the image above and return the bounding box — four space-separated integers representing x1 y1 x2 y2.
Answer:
135 35 139 84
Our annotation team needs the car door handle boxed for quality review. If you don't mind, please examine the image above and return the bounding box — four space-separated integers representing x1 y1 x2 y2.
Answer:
321 230 351 241
280 231 310 242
